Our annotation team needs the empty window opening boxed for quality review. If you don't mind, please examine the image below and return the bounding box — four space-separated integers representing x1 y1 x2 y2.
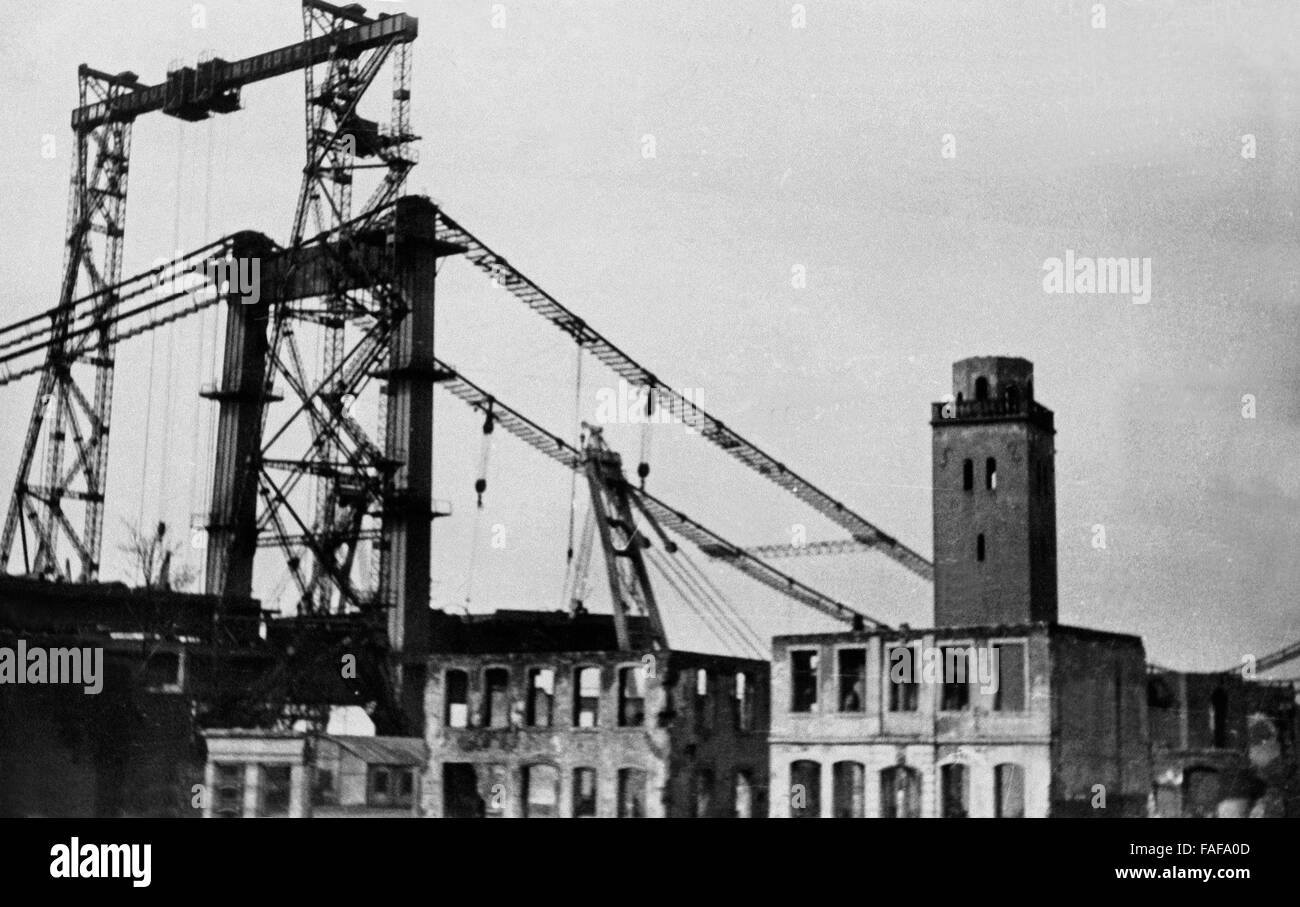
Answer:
483 667 510 729
214 763 245 818
940 645 971 711
976 533 985 562
962 458 974 491
445 670 469 728
734 672 756 731
833 761 865 818
574 666 601 727
312 768 337 807
791 650 819 712
993 643 1026 712
1004 385 1019 409
522 764 560 818
572 768 597 818
880 765 921 818
838 648 866 712
887 644 919 712
790 760 821 818
619 665 647 727
940 763 969 818
994 763 1025 818
734 770 755 818
442 763 485 819
974 376 989 401
368 765 415 809
483 764 508 818
259 764 292 817
986 457 997 490
1183 767 1221 818
526 668 554 728
617 768 647 818
692 768 715 818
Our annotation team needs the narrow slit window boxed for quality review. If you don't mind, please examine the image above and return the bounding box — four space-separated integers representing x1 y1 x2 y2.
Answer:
986 457 997 490
694 668 712 730
976 533 985 562
962 458 974 491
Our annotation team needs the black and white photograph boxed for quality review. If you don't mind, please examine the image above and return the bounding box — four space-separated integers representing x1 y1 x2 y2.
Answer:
0 0 1295 888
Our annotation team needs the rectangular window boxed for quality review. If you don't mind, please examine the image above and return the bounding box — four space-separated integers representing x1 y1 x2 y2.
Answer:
312 768 336 807
523 765 559 818
993 643 1026 712
526 668 554 727
574 666 601 727
367 765 415 808
572 768 598 818
214 763 245 818
692 768 715 818
887 644 919 712
994 763 1025 818
483 667 510 728
484 764 508 818
790 760 821 818
619 665 646 727
735 672 755 731
833 761 865 818
694 668 712 730
791 650 819 712
617 768 647 818
260 764 292 817
941 763 969 818
734 770 755 818
445 669 469 728
838 648 866 712
940 645 971 711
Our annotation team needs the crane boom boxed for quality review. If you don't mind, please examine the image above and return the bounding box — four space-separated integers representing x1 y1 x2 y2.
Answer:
432 209 934 583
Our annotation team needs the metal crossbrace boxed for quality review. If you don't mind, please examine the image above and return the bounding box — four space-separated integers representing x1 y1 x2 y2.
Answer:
432 358 885 627
431 208 933 583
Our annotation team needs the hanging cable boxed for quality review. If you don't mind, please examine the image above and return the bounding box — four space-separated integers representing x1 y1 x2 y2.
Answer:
475 402 495 508
678 547 768 657
565 348 583 564
637 384 654 490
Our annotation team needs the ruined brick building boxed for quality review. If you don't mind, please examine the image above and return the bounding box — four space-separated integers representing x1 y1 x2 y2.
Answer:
421 610 769 817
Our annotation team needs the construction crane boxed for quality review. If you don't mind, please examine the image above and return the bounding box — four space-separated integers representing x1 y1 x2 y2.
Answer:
431 211 934 583
433 359 887 629
1 1 418 585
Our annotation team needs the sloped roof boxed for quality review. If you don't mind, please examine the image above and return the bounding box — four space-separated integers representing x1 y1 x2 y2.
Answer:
325 735 426 766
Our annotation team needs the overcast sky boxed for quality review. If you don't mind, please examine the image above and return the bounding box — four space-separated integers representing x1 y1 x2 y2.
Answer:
1 0 1297 673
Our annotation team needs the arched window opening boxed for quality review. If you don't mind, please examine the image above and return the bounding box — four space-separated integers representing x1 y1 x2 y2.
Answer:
974 376 989 401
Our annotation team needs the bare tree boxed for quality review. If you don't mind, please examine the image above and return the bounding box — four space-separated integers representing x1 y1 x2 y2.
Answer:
119 520 198 591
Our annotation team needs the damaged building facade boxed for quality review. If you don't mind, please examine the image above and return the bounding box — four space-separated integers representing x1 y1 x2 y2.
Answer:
770 357 1153 817
422 610 769 817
